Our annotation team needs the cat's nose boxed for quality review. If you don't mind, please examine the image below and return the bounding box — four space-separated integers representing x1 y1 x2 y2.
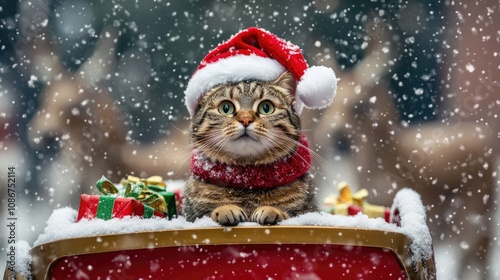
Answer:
239 116 253 127
237 111 255 127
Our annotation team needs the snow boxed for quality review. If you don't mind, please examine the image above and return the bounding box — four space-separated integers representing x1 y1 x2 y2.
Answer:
280 211 399 231
391 188 434 264
14 240 32 279
33 206 409 247
466 63 475 72
34 207 219 246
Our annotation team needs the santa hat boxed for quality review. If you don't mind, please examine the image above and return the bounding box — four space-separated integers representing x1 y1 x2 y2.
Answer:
184 27 337 115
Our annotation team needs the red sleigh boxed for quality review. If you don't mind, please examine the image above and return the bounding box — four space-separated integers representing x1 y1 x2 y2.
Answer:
4 186 436 280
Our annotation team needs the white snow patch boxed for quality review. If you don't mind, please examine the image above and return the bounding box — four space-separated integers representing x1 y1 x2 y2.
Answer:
280 212 400 232
391 188 434 266
34 207 219 246
11 240 32 278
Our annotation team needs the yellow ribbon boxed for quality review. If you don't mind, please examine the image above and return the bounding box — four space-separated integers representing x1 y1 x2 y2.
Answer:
121 175 166 187
324 181 368 204
323 182 370 215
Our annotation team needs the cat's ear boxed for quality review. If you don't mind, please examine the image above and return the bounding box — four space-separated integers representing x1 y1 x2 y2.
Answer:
273 71 296 93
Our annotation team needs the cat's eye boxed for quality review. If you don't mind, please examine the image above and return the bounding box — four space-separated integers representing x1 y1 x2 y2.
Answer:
258 101 275 115
218 101 235 115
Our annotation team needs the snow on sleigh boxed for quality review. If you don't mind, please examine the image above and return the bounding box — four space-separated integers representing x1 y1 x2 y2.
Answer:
4 178 436 280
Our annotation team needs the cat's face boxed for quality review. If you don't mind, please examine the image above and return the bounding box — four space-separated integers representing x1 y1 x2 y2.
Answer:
190 71 301 165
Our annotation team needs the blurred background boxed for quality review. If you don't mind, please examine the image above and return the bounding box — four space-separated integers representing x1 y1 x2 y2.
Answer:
0 0 499 279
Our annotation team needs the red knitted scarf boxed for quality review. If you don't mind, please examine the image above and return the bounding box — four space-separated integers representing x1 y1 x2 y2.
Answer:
190 134 312 189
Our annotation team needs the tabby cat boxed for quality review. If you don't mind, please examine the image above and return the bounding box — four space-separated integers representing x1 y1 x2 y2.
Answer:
183 71 317 226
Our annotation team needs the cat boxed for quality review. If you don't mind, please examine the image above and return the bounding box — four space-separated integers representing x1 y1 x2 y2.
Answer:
183 71 318 226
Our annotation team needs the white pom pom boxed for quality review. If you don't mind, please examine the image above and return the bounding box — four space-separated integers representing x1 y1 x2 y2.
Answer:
296 66 337 109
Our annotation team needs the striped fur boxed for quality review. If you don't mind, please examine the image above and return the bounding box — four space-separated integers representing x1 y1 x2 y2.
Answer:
184 72 318 226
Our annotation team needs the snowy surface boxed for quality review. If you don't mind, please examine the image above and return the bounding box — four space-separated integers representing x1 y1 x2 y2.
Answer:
34 207 218 246
34 207 407 247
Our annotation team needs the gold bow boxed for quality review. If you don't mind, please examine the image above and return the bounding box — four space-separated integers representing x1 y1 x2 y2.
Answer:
121 175 167 187
323 182 369 215
325 181 368 203
323 182 387 219
97 176 167 213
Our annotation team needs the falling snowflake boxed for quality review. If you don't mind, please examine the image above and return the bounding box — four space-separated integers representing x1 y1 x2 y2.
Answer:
465 63 475 72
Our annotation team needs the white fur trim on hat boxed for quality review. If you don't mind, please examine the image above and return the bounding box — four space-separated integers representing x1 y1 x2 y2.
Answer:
185 55 285 115
296 66 337 110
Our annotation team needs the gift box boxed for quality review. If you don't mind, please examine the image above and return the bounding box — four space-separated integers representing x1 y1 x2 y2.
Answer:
121 175 178 219
323 182 391 222
165 183 184 215
347 204 391 222
77 194 165 221
77 175 178 222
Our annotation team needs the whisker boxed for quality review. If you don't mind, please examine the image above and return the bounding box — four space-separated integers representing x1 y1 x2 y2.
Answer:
260 137 289 163
266 136 317 173
169 121 190 134
165 153 191 179
160 137 199 177
193 129 232 159
270 132 333 177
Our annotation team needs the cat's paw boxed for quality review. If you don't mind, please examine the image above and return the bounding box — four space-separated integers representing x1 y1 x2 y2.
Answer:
251 206 289 225
211 205 249 226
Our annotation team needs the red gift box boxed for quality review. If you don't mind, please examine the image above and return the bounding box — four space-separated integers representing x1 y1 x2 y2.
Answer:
169 187 184 215
77 194 166 222
347 204 391 223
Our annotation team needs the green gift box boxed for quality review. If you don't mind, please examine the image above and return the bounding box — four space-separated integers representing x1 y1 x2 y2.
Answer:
119 175 178 219
146 184 177 219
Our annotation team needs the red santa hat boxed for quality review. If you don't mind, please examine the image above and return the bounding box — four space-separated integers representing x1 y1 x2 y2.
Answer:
185 27 337 115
